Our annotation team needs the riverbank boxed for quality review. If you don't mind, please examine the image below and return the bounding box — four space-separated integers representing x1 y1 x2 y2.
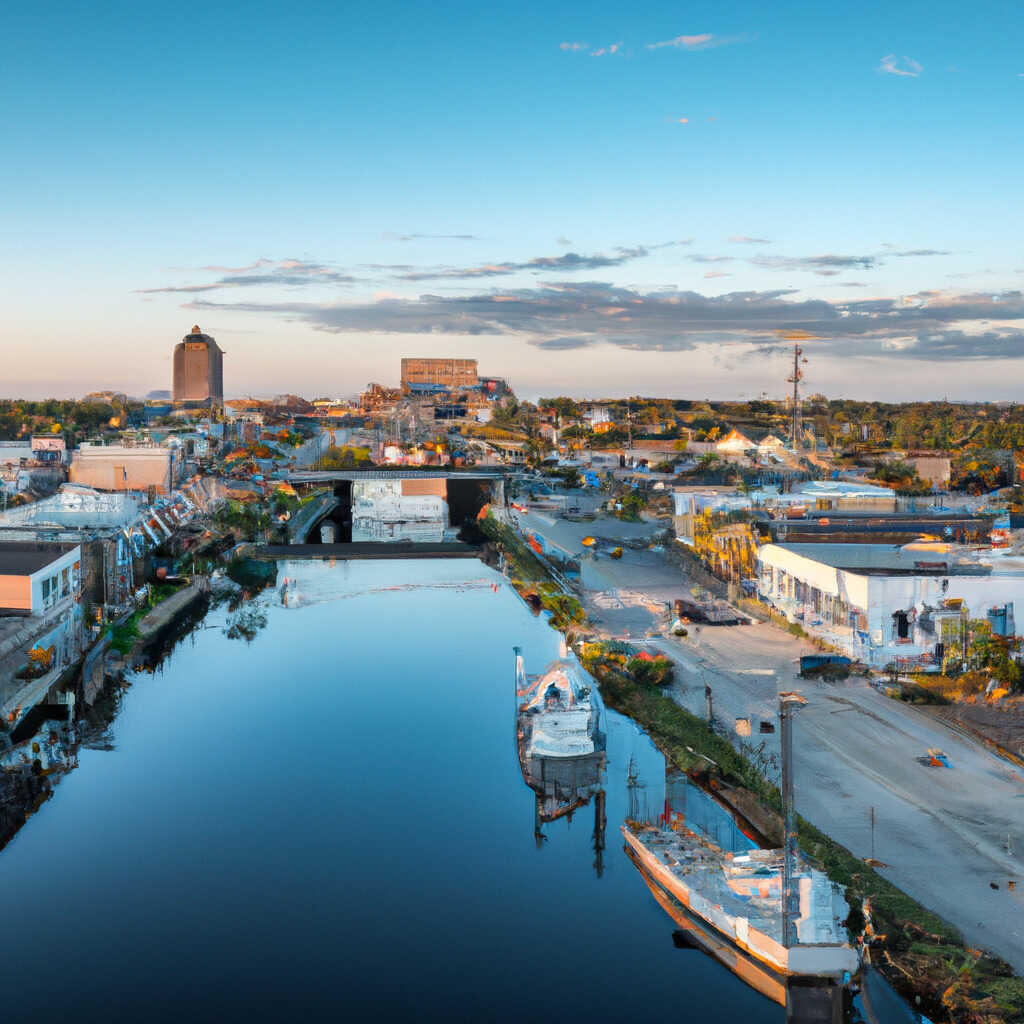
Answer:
585 647 1023 1023
484 514 1024 1022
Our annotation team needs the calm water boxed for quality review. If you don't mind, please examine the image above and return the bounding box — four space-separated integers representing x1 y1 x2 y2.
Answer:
0 559 785 1022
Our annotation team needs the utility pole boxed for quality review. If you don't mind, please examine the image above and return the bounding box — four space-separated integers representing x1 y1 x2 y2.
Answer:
779 691 807 949
787 344 806 451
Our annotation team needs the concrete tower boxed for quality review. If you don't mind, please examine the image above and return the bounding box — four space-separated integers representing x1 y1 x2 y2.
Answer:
172 325 224 405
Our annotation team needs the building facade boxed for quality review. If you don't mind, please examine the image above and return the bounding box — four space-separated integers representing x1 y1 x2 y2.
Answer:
755 542 1024 669
400 358 478 394
70 445 180 494
172 325 224 405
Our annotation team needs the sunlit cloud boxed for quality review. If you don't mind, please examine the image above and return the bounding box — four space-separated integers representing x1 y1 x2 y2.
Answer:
137 259 359 294
647 33 748 51
879 54 922 77
185 284 1024 363
559 41 588 51
392 241 687 281
728 235 772 244
589 42 623 57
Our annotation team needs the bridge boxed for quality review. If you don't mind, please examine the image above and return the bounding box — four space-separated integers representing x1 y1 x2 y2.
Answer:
287 469 508 483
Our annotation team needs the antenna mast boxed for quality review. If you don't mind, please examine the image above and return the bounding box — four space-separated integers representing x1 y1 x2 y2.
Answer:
787 344 805 450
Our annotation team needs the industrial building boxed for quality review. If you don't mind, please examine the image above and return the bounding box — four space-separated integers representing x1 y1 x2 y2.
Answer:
172 325 224 405
756 542 1024 669
400 358 478 394
70 444 181 494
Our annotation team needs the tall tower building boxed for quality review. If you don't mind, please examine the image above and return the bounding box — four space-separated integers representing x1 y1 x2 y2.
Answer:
172 325 224 405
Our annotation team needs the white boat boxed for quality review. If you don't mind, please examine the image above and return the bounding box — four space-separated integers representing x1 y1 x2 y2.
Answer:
515 646 607 861
515 646 605 761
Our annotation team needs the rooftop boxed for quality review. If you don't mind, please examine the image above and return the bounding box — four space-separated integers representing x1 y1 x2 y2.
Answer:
765 542 990 576
0 542 78 576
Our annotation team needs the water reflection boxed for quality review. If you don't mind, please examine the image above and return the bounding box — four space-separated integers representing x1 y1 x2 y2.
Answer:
0 559 832 1022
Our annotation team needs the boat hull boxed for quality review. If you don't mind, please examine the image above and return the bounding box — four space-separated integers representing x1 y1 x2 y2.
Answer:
622 826 858 979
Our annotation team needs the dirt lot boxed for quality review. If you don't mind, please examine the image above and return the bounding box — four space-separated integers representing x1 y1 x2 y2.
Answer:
928 697 1024 765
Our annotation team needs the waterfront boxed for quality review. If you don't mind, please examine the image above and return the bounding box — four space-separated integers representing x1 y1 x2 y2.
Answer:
0 559 783 1022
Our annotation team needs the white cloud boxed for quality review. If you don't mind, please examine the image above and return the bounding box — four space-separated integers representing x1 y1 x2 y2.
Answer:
879 54 922 77
559 41 587 51
647 33 746 51
590 42 623 57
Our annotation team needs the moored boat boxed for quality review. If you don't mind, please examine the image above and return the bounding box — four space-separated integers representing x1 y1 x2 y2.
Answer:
622 820 859 980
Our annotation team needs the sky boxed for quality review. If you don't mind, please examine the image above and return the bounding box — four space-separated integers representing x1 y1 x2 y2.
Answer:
2 0 1022 402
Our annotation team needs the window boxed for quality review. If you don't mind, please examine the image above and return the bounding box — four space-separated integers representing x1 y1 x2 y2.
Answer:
61 567 69 597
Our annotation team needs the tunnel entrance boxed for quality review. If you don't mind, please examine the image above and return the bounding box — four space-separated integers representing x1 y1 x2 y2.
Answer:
446 478 492 528
304 481 352 543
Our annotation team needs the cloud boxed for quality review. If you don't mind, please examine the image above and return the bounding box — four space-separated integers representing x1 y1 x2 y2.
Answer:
704 271 732 279
383 232 481 242
678 118 689 124
647 32 747 51
185 283 1024 363
560 41 587 51
728 235 772 244
137 259 359 294
556 236 572 246
750 253 880 272
589 42 623 57
889 248 952 257
687 254 735 264
879 54 922 77
533 336 593 350
393 242 682 281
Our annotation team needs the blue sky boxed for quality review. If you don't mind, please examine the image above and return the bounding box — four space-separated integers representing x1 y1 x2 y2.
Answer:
2 0 1022 400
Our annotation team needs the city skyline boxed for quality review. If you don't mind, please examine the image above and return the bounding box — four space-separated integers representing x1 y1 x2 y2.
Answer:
3 0 1023 401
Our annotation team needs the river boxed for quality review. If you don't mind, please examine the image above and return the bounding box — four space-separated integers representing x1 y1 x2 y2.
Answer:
0 559 841 1021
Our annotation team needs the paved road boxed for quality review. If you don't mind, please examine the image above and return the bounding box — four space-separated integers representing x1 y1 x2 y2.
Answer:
515 511 1024 970
653 626 1024 972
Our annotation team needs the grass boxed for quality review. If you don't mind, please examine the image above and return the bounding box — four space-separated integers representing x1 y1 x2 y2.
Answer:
106 581 182 656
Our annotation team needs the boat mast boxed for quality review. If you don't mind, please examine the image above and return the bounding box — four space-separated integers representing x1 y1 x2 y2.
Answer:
779 691 807 948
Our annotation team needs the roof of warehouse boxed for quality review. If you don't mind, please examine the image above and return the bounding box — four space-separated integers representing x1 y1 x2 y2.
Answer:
0 541 78 576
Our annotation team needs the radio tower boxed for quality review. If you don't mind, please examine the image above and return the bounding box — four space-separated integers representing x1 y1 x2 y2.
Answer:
787 343 806 450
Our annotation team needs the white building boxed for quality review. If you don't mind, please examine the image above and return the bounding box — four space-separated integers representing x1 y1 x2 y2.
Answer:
757 542 1023 669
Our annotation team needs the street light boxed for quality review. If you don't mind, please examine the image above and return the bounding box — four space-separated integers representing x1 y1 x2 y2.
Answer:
779 690 807 948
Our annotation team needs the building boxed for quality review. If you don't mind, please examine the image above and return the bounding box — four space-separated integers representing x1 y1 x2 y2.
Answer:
0 542 81 616
400 358 478 395
172 325 224 405
714 429 756 456
0 542 86 729
70 444 181 494
755 542 1024 669
360 383 402 413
